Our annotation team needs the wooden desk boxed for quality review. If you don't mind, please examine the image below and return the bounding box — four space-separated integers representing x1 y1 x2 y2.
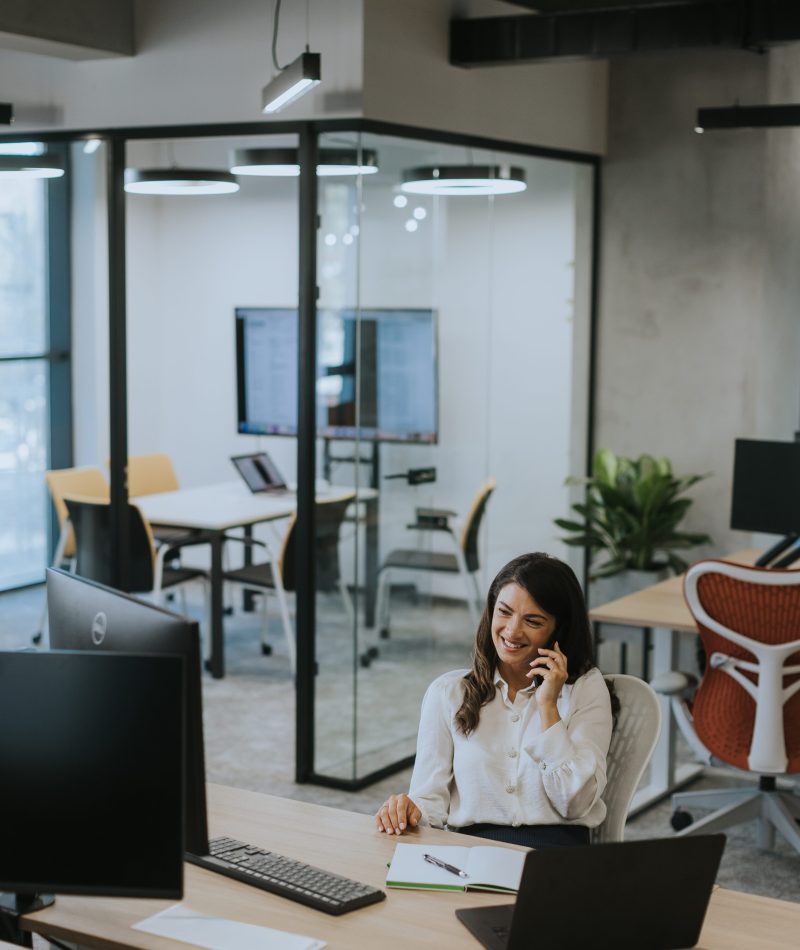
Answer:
589 549 760 813
137 482 378 678
20 785 800 949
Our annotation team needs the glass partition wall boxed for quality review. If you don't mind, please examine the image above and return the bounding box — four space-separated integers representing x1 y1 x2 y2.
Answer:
2 119 596 789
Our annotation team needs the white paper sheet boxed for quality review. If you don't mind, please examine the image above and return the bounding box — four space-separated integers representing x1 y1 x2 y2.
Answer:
132 904 326 950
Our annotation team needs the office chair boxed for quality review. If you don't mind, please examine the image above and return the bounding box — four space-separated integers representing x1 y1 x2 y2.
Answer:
62 495 207 609
593 673 662 843
652 560 800 854
222 494 357 674
368 478 496 658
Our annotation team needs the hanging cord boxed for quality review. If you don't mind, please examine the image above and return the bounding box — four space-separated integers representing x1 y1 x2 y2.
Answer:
272 0 286 71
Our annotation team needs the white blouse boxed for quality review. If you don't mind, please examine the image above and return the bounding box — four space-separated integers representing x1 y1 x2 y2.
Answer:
408 666 613 830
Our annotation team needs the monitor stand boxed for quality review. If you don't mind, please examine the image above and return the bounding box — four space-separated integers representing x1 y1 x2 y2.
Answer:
756 533 799 567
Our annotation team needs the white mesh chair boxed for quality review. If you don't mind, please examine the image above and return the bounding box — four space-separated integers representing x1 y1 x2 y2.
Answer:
593 673 662 843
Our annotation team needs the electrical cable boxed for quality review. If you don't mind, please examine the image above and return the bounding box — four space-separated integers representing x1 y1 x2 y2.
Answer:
271 0 286 72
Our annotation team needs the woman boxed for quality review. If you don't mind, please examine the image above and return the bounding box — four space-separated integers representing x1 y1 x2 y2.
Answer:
375 552 614 848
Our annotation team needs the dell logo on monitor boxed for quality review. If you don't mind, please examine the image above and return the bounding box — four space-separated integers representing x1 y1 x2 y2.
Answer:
91 612 108 646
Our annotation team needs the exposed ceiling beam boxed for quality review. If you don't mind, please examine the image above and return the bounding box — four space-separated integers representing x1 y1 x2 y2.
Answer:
451 0 800 67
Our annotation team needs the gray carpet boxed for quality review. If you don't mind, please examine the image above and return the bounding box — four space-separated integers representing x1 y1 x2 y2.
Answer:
3 581 799 905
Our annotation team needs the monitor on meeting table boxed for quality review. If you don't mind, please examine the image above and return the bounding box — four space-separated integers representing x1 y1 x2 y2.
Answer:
0 649 184 906
46 568 210 857
235 306 438 443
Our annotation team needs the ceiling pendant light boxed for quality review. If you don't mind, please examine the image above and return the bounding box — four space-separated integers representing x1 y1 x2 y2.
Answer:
261 1 320 114
400 164 526 196
0 153 65 179
230 147 378 178
124 168 239 196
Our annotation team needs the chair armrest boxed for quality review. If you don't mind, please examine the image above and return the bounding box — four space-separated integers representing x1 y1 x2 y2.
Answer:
650 670 698 696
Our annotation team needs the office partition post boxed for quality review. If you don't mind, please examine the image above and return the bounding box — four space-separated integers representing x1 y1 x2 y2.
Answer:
107 136 130 591
295 127 319 783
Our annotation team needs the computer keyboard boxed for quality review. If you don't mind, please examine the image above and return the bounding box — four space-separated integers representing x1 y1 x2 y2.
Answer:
188 835 386 915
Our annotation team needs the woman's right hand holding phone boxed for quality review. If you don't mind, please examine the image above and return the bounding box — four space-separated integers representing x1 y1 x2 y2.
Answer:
375 793 421 835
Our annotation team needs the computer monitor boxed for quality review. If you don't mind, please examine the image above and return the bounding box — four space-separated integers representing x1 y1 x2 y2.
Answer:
0 650 184 910
46 568 209 856
730 438 800 535
235 306 438 443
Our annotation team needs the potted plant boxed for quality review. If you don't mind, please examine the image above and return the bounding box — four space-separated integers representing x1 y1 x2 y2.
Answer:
555 448 711 581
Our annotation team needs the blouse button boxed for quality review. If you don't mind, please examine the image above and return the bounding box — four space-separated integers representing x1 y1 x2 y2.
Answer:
540 762 548 771
508 749 518 758
510 714 520 722
505 784 516 794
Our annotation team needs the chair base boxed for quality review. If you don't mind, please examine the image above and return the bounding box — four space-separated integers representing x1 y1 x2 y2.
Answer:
673 784 800 854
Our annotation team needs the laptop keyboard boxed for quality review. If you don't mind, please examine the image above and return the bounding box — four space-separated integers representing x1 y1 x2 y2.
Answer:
189 836 386 916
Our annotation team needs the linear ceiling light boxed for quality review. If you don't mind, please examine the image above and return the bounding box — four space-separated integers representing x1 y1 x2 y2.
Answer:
0 142 45 156
124 168 239 196
0 154 64 178
695 104 800 133
400 165 526 196
262 50 320 114
230 147 378 177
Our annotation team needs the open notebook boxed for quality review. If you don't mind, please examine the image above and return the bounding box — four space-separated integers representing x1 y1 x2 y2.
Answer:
386 843 526 894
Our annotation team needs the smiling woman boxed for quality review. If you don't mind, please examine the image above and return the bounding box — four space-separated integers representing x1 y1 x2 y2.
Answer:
375 552 613 849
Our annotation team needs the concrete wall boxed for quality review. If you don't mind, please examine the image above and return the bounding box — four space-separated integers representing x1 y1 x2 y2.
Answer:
596 46 800 560
362 0 608 155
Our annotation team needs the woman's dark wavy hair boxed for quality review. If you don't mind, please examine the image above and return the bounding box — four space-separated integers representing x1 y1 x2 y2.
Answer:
454 552 596 736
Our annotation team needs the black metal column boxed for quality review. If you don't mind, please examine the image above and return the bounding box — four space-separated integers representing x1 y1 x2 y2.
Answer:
295 126 319 783
107 136 130 591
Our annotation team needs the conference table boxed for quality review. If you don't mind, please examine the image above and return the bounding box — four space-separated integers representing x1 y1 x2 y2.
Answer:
588 549 760 814
136 481 378 678
20 784 800 949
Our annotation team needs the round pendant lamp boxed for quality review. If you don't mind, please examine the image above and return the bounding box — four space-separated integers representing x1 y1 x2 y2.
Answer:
124 168 239 196
0 154 65 179
230 147 378 177
400 164 526 196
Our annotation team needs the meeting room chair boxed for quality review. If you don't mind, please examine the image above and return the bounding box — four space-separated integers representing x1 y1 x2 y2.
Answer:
222 494 357 674
369 477 496 655
592 673 662 843
62 495 207 617
652 560 800 854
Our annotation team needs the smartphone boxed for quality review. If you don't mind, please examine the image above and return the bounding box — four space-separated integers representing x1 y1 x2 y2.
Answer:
532 633 558 688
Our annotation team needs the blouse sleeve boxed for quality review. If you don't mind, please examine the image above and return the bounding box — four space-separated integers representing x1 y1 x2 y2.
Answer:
407 676 457 829
522 669 612 820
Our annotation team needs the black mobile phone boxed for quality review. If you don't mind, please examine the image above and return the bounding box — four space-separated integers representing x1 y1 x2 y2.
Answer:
533 633 558 688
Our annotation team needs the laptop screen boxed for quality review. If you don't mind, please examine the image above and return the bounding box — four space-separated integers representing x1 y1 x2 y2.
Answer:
231 452 287 493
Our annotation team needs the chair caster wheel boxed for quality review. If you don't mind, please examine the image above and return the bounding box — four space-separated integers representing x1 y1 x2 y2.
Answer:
359 653 372 668
379 627 390 640
367 646 379 660
223 606 234 616
204 659 212 673
671 808 693 831
261 644 273 656
32 632 42 645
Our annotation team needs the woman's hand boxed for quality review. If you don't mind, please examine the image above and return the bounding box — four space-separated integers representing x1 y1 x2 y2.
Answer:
528 640 568 712
375 794 421 835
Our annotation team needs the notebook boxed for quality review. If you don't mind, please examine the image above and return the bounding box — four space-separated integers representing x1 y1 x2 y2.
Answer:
455 834 726 950
231 452 288 494
386 843 526 894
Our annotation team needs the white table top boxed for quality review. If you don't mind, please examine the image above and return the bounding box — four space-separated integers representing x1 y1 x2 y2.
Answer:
135 481 375 532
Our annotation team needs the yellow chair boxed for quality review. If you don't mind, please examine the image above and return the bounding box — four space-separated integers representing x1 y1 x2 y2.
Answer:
125 453 180 496
45 465 110 567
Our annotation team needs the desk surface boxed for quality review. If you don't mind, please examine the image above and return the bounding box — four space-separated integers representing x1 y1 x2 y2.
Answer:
21 784 800 950
588 549 761 631
136 481 375 533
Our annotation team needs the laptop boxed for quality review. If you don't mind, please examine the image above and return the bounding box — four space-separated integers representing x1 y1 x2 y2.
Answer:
456 834 725 950
231 451 288 494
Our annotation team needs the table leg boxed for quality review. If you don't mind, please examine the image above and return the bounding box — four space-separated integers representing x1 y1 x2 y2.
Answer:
364 496 378 627
629 626 703 815
207 532 225 679
243 524 256 612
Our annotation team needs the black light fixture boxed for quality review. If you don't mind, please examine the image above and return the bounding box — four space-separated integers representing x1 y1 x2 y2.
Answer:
401 164 526 196
695 104 800 133
230 147 378 177
124 168 239 196
0 102 13 124
262 51 321 114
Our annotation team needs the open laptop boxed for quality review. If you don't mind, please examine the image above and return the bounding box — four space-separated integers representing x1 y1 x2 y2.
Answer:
456 834 725 950
231 451 288 494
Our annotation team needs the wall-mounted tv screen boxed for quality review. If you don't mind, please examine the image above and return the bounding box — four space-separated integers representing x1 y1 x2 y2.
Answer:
236 307 438 444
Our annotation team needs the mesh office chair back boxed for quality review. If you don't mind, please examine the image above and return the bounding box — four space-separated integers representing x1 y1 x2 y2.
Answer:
686 561 800 773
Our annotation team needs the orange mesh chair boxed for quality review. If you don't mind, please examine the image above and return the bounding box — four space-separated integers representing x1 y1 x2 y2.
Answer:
656 560 800 854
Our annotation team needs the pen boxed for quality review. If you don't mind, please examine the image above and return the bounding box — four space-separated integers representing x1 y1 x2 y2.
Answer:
423 852 469 878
